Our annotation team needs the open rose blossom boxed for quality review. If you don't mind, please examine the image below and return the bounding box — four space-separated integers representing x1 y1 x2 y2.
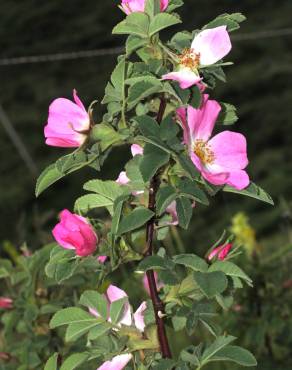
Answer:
177 95 249 190
97 353 132 370
89 284 147 331
120 0 168 14
44 89 90 147
52 209 98 257
162 26 231 89
0 297 13 309
208 243 233 261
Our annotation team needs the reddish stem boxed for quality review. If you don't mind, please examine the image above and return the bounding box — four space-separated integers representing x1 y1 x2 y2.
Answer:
145 98 172 358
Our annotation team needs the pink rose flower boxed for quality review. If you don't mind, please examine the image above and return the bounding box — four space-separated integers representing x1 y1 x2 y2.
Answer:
177 95 249 190
89 284 147 331
98 256 108 264
97 353 132 370
120 0 168 14
162 26 232 89
0 297 13 309
44 89 90 147
52 209 98 257
208 243 233 261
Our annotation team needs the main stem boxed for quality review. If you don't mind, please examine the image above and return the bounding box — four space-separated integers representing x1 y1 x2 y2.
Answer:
145 98 172 358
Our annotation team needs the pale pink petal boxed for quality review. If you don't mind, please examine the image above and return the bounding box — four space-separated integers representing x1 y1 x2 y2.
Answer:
121 0 145 14
191 26 232 66
45 136 84 148
188 95 221 142
226 170 250 190
166 201 179 225
209 131 248 170
89 307 100 318
73 89 86 111
107 285 132 326
134 301 147 332
116 171 130 185
98 256 108 263
200 166 229 186
131 144 143 156
97 353 132 370
162 69 202 89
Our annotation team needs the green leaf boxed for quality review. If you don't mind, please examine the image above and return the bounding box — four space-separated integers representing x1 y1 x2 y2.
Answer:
45 247 77 283
176 197 193 229
113 12 150 38
177 154 200 180
178 178 209 205
111 194 129 237
60 353 89 370
223 182 274 205
152 359 177 370
159 114 180 142
35 163 64 198
74 194 113 213
217 102 238 125
135 114 160 137
138 255 174 271
109 297 128 324
126 35 147 55
65 320 99 342
193 271 228 298
118 206 154 235
156 186 177 215
83 179 125 201
91 123 124 151
201 335 236 363
140 144 170 181
212 345 257 367
145 0 161 17
79 290 108 319
173 254 209 272
111 57 126 93
128 80 162 108
88 322 112 340
50 307 99 329
208 261 252 286
149 13 181 36
44 353 59 370
203 13 246 32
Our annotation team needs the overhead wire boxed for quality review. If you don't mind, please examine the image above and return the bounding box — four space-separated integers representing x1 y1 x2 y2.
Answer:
0 28 291 66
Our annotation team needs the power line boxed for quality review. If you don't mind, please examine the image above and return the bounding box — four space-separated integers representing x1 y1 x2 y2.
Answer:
0 104 38 177
0 28 291 66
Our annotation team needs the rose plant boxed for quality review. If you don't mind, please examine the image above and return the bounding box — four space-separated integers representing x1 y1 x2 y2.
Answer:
1 1 275 369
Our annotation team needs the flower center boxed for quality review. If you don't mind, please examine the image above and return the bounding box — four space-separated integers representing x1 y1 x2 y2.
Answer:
179 48 201 70
194 139 215 164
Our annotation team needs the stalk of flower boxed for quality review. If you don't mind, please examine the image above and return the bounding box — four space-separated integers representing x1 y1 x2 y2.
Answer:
162 26 232 89
52 209 99 257
119 0 169 15
44 89 91 147
177 94 250 190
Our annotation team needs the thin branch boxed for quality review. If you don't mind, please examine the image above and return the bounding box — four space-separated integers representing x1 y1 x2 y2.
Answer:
145 97 172 358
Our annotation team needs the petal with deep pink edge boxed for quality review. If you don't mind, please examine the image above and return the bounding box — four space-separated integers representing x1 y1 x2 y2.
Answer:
188 95 221 142
133 301 147 332
97 353 132 370
209 131 248 170
160 0 169 11
162 69 202 89
191 26 232 66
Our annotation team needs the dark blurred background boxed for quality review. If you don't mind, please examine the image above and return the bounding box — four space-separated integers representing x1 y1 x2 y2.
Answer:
0 1 292 368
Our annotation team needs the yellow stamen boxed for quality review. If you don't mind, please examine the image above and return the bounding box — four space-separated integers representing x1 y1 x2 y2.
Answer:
194 139 215 164
179 48 201 70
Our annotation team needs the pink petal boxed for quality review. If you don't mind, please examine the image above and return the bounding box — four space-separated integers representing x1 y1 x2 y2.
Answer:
0 297 13 309
166 201 179 225
162 69 202 89
131 144 143 156
191 26 232 66
107 285 132 326
176 107 190 144
98 256 108 264
208 243 233 261
188 95 221 142
160 0 169 11
209 131 248 170
116 171 130 185
97 353 132 370
133 301 147 332
45 136 84 148
226 170 250 190
73 89 86 111
120 0 145 14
